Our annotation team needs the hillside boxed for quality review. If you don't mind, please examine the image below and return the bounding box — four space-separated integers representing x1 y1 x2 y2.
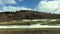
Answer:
0 10 60 22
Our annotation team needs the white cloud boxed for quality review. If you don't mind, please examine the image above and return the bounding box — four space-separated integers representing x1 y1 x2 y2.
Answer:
37 0 60 14
0 0 31 12
0 0 32 12
0 6 32 12
0 0 16 4
19 7 32 10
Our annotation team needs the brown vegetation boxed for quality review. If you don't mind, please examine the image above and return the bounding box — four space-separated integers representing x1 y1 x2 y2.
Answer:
0 10 60 22
0 29 60 34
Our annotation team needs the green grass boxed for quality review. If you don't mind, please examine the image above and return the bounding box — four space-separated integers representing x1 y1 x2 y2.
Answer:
0 28 59 31
0 19 60 25
41 21 60 25
1 21 59 25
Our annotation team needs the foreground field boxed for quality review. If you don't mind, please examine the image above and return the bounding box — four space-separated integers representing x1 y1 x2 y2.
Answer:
0 19 60 25
0 28 60 34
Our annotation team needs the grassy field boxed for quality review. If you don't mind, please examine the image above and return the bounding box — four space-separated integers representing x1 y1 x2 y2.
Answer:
0 19 60 25
0 19 59 34
0 28 59 34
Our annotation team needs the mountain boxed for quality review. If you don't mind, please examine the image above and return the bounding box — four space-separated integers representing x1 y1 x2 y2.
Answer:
0 10 60 22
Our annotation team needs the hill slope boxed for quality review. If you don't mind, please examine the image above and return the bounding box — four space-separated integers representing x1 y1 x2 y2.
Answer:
0 10 60 22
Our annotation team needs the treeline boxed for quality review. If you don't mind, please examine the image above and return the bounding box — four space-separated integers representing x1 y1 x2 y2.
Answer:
0 10 60 21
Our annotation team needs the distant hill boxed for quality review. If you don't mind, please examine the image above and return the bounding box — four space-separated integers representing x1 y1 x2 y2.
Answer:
0 10 60 21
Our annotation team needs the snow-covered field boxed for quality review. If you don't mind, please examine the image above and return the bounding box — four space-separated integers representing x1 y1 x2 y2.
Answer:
0 24 60 28
22 19 57 22
0 19 59 29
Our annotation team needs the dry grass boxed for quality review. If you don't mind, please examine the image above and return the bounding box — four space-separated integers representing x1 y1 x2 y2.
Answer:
0 28 59 34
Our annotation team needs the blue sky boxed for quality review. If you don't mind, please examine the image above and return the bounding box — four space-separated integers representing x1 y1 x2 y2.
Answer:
0 0 40 11
16 0 40 9
0 0 60 14
5 0 39 8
